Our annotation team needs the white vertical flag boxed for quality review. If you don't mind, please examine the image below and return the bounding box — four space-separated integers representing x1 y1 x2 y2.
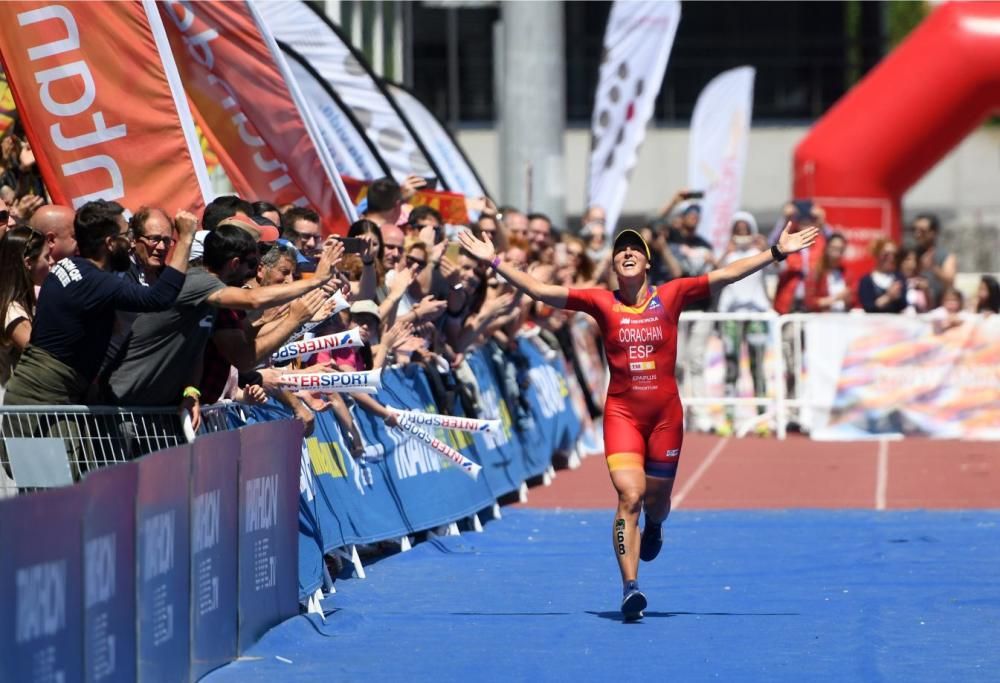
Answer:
387 83 487 198
588 1 680 235
688 66 756 255
256 0 438 182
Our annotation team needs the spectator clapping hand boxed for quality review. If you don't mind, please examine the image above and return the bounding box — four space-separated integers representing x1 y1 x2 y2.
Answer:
309 291 343 324
457 228 495 262
382 319 414 351
400 175 428 202
10 194 44 222
388 262 416 299
314 237 346 283
412 294 447 323
289 288 327 324
174 209 199 238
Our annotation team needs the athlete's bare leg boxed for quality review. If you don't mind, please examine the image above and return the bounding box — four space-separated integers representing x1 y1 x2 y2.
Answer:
610 468 645 587
642 475 676 525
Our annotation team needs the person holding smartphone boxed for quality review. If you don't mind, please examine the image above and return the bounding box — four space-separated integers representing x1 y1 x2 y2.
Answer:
458 221 818 621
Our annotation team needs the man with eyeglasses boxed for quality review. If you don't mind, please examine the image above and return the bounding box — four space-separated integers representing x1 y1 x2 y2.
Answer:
281 206 323 260
101 207 181 370
128 206 175 286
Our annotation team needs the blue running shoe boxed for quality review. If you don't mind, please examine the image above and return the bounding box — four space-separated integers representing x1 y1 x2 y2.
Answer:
621 583 647 621
639 522 662 562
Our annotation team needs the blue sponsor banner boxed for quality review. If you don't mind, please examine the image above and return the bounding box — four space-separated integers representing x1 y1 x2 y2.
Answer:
242 401 368 598
137 445 192 683
0 485 84 683
371 365 494 529
516 336 579 475
520 337 583 453
190 430 240 679
466 348 530 495
83 462 138 683
301 409 367 549
238 421 300 652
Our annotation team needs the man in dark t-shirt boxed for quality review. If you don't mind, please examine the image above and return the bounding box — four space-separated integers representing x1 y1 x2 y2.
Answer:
5 201 198 405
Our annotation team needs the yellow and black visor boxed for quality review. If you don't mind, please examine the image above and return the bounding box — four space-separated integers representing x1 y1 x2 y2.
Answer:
612 229 650 260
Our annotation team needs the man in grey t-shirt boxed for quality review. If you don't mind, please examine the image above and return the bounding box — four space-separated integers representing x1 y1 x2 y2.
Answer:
104 224 344 408
106 267 226 406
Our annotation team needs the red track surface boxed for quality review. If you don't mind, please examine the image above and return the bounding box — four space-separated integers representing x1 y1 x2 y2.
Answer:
520 435 1000 510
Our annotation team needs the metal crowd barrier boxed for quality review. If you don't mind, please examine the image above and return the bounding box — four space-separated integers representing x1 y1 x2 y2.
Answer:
0 405 190 496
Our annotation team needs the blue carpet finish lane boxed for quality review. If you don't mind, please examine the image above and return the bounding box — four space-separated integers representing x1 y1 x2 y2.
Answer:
206 510 1000 682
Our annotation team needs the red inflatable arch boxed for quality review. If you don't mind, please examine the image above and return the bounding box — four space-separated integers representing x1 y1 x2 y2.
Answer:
793 1 1000 272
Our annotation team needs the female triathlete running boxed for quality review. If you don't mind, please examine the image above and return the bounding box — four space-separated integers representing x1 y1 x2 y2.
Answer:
459 221 818 620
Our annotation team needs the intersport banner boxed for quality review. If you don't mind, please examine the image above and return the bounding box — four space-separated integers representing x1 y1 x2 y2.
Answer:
689 66 755 255
588 0 680 235
387 82 487 198
256 0 438 183
159 0 355 234
805 314 1000 440
0 1 212 212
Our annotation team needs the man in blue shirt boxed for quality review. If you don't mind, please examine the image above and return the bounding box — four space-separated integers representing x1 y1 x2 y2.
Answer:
5 200 198 405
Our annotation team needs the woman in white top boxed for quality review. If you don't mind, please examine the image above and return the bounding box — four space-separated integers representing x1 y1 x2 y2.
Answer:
0 226 50 402
717 211 772 433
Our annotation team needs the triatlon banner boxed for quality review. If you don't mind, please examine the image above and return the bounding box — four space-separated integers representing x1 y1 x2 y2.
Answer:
689 66 755 255
159 0 355 234
0 1 212 212
588 0 680 235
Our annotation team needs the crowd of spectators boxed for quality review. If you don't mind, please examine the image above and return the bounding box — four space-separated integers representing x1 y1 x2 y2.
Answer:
0 127 994 446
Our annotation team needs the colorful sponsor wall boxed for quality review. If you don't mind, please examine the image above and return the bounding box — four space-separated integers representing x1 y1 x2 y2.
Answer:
806 314 1000 439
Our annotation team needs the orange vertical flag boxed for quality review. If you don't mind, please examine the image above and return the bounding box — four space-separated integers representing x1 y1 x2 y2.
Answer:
159 0 355 235
0 1 211 213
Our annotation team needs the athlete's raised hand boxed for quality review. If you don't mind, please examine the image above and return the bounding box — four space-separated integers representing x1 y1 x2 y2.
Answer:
777 221 820 255
457 229 496 263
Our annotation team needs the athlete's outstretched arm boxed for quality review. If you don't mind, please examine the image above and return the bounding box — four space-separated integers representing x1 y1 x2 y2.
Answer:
458 230 569 308
708 222 818 295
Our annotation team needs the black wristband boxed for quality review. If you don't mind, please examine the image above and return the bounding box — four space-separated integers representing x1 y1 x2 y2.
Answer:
770 244 787 262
